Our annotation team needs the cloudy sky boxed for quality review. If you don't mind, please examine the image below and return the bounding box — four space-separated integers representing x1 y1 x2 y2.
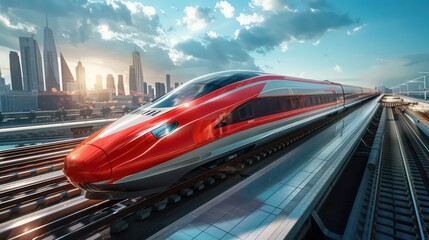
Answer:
0 0 428 91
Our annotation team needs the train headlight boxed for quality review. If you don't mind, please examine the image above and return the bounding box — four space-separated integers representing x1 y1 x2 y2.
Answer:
151 121 178 139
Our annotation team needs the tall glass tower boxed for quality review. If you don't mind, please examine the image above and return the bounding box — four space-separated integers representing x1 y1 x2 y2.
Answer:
128 65 136 96
43 15 60 92
132 50 144 96
75 61 86 91
19 36 44 92
60 53 75 92
9 51 23 91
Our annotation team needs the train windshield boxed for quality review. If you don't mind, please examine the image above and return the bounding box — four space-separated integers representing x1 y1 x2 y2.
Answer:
149 71 263 108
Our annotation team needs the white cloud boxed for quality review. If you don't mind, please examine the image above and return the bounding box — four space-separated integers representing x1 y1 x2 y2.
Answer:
310 8 320 13
347 24 366 35
215 1 235 18
0 14 36 33
353 25 363 32
123 1 156 19
236 13 264 26
168 49 194 65
97 24 137 41
249 0 295 11
333 65 342 72
207 31 219 39
233 29 240 39
107 0 120 10
182 6 213 31
250 0 273 11
312 39 320 46
279 41 288 52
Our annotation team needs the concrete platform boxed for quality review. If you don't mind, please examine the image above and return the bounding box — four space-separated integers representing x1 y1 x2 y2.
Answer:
149 97 381 240
404 109 429 138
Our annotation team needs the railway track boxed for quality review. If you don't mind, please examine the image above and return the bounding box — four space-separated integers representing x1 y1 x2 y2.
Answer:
0 139 83 184
368 107 429 239
0 138 83 161
0 98 378 239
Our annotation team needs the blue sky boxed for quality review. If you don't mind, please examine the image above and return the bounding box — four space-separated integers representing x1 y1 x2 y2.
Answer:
0 0 428 90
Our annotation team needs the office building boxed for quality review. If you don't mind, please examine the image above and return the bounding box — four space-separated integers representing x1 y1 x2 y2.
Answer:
132 50 144 95
60 53 75 92
9 51 23 91
43 15 60 92
155 82 166 99
118 74 125 95
106 74 116 96
75 61 86 92
148 85 154 100
174 82 179 89
129 65 136 95
95 74 103 90
166 74 171 93
19 36 44 92
0 92 38 112
0 69 9 92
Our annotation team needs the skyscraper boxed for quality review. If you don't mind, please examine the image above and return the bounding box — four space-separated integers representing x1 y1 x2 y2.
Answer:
132 50 144 95
129 65 136 95
118 74 125 95
19 36 44 92
166 74 171 93
143 82 148 96
0 68 11 92
9 51 23 91
75 61 86 92
43 15 60 92
155 82 166 99
95 74 103 90
60 53 75 92
148 85 154 100
106 74 116 96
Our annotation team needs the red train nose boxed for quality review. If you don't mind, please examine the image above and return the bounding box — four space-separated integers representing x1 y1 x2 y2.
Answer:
64 144 112 184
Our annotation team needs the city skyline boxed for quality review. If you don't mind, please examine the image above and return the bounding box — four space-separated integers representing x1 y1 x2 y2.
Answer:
0 1 428 89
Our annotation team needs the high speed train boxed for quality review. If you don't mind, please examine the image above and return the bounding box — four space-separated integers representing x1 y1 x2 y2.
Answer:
63 70 379 199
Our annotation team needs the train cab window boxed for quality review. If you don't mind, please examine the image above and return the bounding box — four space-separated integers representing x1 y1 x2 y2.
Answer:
238 102 254 120
149 71 264 108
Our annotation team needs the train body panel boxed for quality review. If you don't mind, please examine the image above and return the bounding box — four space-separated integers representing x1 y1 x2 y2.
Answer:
63 70 379 199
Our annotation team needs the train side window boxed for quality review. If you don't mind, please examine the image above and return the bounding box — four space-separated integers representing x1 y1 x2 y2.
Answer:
292 98 300 109
305 96 311 107
238 102 254 120
268 98 281 114
285 98 292 110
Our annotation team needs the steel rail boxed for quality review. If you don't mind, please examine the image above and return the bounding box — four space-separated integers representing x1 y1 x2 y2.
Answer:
398 110 429 153
392 109 426 240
